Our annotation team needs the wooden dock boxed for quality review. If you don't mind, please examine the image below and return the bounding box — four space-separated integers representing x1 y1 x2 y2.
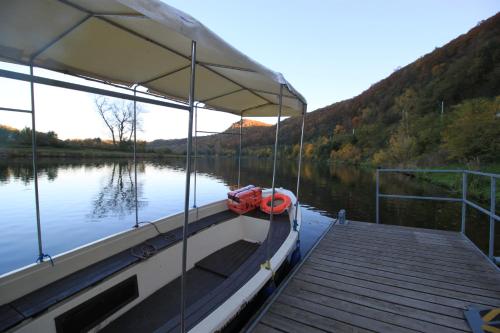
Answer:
248 221 500 333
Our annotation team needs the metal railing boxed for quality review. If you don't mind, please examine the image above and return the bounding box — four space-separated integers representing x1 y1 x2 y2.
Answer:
375 168 499 265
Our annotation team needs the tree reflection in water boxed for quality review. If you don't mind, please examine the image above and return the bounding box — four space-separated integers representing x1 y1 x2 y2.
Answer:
0 157 492 254
90 161 145 220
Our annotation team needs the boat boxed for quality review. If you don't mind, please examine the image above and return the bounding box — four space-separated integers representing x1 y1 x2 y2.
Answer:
0 1 307 332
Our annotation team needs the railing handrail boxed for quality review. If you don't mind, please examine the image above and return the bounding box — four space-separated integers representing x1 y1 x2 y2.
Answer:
375 168 498 265
378 168 500 179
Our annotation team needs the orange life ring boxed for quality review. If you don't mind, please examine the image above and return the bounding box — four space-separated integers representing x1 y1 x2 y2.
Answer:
260 193 292 215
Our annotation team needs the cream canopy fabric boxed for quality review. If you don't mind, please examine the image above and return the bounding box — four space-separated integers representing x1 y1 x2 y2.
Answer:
0 0 306 116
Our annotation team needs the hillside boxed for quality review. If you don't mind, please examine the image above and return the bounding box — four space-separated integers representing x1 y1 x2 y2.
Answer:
2 13 498 165
162 12 500 165
147 119 272 155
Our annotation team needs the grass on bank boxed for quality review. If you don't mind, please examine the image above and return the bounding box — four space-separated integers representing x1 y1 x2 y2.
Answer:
414 164 500 204
0 146 181 159
3 145 498 206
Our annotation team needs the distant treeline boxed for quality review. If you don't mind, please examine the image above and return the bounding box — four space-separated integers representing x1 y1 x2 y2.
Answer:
0 125 174 155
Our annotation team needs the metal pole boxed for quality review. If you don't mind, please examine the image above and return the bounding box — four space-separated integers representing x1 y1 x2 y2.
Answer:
0 68 189 110
133 86 139 228
489 177 496 259
264 84 283 269
461 172 467 233
180 40 196 333
237 114 243 188
293 105 306 230
193 103 198 208
376 169 380 224
29 65 44 262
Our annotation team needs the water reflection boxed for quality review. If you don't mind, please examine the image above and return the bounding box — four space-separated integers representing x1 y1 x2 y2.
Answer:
89 162 146 220
0 157 489 229
0 157 497 274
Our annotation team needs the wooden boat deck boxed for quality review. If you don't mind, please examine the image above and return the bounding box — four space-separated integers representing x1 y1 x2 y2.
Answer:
249 221 500 333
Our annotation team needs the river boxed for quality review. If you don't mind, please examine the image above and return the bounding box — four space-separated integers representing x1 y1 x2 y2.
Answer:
0 157 495 275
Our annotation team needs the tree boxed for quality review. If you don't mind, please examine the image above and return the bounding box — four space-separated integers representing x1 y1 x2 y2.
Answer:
442 97 500 162
94 96 143 146
330 143 361 163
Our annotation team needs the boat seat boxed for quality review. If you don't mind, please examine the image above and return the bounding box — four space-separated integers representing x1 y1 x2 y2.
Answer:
0 210 238 333
101 239 260 333
158 212 291 332
195 240 259 277
101 212 291 333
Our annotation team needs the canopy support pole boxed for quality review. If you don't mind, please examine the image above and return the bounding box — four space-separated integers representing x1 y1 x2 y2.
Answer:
193 103 198 208
264 84 283 270
0 69 189 111
180 40 197 333
0 107 32 113
133 86 139 228
293 105 306 230
29 65 45 263
237 114 243 188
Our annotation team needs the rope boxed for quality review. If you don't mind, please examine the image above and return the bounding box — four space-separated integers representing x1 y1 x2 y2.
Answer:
130 243 157 260
135 221 162 235
36 253 54 266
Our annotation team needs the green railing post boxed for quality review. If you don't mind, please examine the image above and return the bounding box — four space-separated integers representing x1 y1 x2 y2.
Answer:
461 172 467 234
489 177 496 260
376 169 380 224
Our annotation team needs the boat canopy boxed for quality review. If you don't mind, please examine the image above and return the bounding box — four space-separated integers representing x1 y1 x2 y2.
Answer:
0 0 306 117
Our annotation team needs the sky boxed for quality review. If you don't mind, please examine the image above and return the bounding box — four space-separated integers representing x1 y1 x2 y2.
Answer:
0 0 498 141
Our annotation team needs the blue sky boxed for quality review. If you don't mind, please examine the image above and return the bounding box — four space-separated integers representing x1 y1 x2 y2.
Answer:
166 0 499 110
0 1 498 140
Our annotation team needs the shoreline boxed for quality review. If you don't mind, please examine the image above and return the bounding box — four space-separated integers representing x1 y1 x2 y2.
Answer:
2 146 497 203
0 146 183 159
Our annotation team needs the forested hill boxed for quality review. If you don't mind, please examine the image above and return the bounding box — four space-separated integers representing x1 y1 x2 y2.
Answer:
147 119 271 154
166 12 499 166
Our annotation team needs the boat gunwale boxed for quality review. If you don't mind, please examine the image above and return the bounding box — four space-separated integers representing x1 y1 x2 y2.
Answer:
0 189 300 333
0 199 227 302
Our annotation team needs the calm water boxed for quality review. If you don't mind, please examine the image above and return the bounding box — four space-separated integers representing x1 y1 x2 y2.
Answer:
0 157 496 275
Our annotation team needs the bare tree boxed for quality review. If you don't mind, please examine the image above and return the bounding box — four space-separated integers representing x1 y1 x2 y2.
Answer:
94 96 143 146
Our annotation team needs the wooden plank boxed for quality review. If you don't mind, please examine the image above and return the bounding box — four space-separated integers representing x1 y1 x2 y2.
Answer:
260 312 327 333
301 264 500 307
308 255 500 293
292 273 465 319
329 223 474 243
315 246 496 275
331 223 466 240
276 294 419 333
328 226 468 243
302 257 498 298
317 240 491 268
286 279 469 331
269 302 372 333
319 236 484 262
323 232 482 257
282 283 467 333
324 232 472 252
320 239 482 263
296 268 489 309
345 221 462 236
253 323 286 333
316 244 490 274
249 222 500 333
311 251 500 285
